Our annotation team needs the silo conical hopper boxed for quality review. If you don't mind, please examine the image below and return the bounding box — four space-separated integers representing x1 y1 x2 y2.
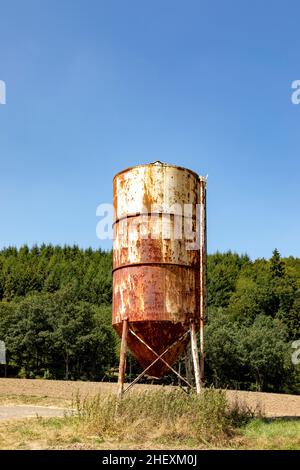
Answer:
112 162 205 380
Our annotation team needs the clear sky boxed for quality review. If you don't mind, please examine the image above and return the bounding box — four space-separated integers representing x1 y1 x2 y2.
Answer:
0 0 299 259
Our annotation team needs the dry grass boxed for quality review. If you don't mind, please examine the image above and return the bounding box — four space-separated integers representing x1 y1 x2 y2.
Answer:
0 388 298 450
0 394 70 407
72 388 254 447
0 388 256 450
0 389 253 449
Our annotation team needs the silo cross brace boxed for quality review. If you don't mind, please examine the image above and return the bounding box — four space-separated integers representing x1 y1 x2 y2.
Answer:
117 322 202 396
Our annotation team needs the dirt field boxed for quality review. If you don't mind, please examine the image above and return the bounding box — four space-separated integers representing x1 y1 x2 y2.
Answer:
0 378 299 419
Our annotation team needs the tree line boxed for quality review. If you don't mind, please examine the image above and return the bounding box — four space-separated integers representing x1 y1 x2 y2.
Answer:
0 245 299 393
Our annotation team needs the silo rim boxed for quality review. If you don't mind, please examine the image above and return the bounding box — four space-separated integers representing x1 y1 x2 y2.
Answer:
113 162 201 181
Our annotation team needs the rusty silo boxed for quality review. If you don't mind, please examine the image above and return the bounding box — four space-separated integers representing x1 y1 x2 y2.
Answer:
112 161 207 395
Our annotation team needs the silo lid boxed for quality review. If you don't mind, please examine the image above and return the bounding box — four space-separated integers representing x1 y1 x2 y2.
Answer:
113 162 201 180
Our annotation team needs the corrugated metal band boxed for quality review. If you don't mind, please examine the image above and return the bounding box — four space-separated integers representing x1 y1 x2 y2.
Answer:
113 212 197 226
112 262 199 273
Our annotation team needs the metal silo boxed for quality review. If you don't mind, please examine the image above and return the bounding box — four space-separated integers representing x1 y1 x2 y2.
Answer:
112 161 207 395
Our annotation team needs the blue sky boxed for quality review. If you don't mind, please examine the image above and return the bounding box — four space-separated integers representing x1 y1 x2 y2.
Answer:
0 0 299 259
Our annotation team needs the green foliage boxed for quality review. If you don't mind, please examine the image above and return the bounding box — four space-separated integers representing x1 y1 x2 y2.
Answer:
205 313 291 392
0 244 112 305
1 290 115 380
206 249 300 393
207 252 250 308
0 246 115 380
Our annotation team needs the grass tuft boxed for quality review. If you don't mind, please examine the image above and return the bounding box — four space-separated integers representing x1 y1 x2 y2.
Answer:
71 388 256 446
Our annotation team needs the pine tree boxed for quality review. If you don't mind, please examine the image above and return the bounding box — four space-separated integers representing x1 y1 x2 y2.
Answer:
270 249 285 278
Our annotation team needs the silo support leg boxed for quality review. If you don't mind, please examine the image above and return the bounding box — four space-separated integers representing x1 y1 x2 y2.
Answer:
117 318 128 398
200 316 205 385
190 322 201 394
185 343 193 385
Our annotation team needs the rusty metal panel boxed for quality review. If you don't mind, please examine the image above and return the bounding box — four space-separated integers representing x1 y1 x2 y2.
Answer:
112 161 203 378
113 265 199 324
113 214 199 269
113 162 200 221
